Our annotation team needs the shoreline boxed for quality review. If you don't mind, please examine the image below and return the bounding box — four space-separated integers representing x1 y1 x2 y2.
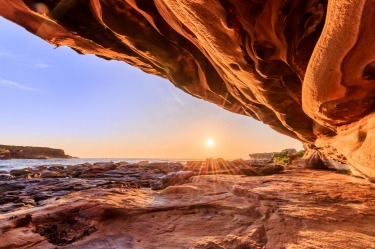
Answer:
0 159 283 212
1 165 374 248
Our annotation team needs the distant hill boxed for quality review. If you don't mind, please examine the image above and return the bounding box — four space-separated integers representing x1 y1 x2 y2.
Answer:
0 145 74 159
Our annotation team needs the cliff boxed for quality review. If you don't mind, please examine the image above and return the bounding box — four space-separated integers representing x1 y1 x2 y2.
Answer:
248 152 275 163
0 0 374 180
0 145 73 159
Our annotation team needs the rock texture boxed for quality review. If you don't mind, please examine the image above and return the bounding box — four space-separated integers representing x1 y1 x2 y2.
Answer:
248 153 276 164
0 1 374 179
0 145 73 159
1 167 374 248
0 159 282 212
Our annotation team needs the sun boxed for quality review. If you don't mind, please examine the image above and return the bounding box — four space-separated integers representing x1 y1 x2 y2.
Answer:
206 138 215 147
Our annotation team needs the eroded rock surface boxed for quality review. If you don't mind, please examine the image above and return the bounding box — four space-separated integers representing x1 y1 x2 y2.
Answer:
0 159 283 213
1 167 374 248
0 0 374 179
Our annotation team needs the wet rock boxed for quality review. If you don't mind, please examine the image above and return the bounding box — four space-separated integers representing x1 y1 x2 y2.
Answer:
41 171 67 178
10 168 33 176
48 165 65 171
35 165 48 171
0 175 10 180
92 162 118 171
139 162 182 174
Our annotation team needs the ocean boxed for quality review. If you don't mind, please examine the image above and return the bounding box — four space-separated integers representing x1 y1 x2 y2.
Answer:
0 158 191 172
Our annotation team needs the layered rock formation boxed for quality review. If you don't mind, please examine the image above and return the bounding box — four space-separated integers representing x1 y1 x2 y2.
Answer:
0 159 282 209
0 0 374 179
248 152 276 164
0 145 73 159
1 167 375 248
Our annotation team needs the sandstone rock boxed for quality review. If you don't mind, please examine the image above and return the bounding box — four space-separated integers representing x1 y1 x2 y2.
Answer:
66 163 92 172
302 152 328 170
248 153 275 164
251 164 284 176
1 0 373 179
231 159 260 176
92 162 118 171
1 160 188 213
35 165 48 171
184 158 271 176
10 168 33 176
149 170 194 190
41 171 67 178
116 161 129 168
292 158 307 168
138 161 149 165
124 164 141 169
139 162 179 174
47 165 65 171
1 167 375 248
301 145 352 173
324 160 350 171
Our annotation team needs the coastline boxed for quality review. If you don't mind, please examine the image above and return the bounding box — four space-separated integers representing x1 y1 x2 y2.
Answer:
1 162 374 248
0 158 194 172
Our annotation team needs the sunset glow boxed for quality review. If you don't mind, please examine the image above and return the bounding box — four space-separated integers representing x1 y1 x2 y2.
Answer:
0 17 303 159
206 139 215 147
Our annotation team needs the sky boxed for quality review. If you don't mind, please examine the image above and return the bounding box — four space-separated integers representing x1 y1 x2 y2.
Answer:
0 17 302 159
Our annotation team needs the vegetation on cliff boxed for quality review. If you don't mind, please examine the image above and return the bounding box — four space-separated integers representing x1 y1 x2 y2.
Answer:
273 149 305 166
0 145 73 159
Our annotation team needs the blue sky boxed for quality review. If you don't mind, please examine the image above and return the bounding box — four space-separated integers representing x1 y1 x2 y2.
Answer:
0 17 302 159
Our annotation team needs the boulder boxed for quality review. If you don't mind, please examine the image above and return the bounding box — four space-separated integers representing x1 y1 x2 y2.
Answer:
10 168 33 177
41 171 67 178
47 165 64 171
150 171 194 190
301 145 351 172
248 153 275 164
92 162 118 171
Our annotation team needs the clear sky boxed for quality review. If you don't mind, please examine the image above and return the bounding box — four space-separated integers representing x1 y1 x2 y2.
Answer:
0 17 302 159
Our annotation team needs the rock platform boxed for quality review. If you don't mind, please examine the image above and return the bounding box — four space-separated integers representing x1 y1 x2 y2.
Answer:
0 162 374 249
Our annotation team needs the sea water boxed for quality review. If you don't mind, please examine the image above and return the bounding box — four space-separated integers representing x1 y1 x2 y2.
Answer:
0 158 190 172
